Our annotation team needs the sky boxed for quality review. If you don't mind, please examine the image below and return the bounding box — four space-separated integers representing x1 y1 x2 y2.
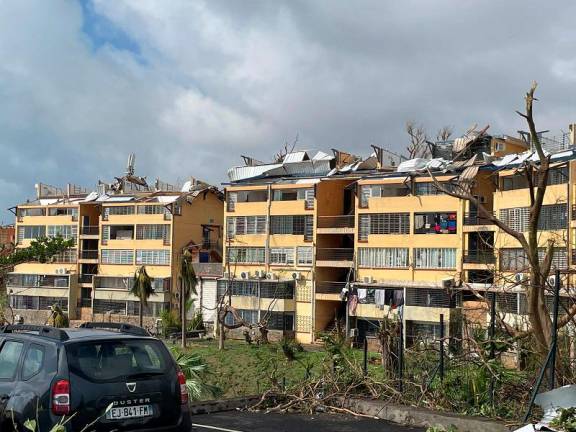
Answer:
1 0 575 222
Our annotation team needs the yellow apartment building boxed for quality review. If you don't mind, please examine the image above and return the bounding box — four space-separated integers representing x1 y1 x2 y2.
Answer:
7 170 223 327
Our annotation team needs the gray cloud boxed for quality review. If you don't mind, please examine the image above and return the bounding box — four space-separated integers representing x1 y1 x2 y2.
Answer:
0 0 575 222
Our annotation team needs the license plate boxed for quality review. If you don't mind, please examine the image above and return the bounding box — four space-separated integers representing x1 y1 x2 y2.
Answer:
106 405 153 420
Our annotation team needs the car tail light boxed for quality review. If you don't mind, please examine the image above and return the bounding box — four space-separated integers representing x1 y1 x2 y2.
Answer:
177 371 188 405
51 379 71 415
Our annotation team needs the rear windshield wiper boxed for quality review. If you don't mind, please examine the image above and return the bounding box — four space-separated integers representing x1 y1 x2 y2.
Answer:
125 371 165 379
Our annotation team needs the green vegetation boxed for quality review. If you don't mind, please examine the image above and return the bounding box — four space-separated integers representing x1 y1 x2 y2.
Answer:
551 407 576 432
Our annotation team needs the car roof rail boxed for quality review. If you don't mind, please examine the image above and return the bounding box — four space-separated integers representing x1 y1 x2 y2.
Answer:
78 322 149 337
0 325 69 341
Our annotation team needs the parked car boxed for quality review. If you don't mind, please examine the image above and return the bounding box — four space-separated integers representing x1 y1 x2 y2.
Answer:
0 323 192 431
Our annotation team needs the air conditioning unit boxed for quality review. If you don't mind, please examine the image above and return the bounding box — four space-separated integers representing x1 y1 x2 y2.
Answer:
363 276 373 284
254 270 265 279
55 268 68 275
441 278 454 289
514 273 527 283
240 271 250 280
266 272 277 280
548 275 561 288
291 272 301 281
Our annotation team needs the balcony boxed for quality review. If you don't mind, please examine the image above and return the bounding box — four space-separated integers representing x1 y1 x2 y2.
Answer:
79 250 99 261
463 213 497 232
463 250 496 265
316 216 355 234
80 226 99 237
316 281 347 294
78 274 95 284
316 248 354 268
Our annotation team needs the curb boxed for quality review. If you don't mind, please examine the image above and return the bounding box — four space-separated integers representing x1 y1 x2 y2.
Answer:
341 398 510 432
189 395 263 415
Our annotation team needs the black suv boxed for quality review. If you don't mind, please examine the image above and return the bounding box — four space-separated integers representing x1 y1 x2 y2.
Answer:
0 323 192 431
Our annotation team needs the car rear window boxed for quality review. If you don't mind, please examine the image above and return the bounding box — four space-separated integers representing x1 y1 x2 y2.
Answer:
66 339 170 383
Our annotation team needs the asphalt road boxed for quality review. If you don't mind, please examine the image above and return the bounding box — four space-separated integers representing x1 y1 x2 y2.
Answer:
191 411 426 432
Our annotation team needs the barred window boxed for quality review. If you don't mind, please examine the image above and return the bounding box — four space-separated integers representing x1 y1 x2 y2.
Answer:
52 248 77 263
297 246 313 266
265 311 294 331
17 226 46 242
547 166 569 185
136 249 170 265
496 293 519 314
358 248 409 268
414 248 456 269
270 215 313 238
103 205 135 217
227 247 265 264
501 166 568 190
137 205 170 215
500 247 568 272
47 225 77 240
414 182 444 196
414 212 457 234
406 288 459 307
359 184 409 208
101 249 134 265
217 280 294 299
270 248 295 265
48 207 78 217
224 309 259 326
358 213 410 240
499 204 567 232
136 224 170 240
227 216 267 237
94 276 130 289
93 299 126 314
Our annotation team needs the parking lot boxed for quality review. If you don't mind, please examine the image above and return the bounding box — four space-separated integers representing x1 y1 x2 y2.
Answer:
191 411 425 432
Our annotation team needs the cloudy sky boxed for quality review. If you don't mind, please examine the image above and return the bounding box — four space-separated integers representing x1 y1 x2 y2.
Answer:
0 0 575 221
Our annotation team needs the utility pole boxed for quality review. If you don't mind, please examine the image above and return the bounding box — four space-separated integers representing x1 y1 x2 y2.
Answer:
181 277 186 348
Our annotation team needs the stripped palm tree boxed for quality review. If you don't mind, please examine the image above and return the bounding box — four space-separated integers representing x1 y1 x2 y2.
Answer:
131 266 154 327
179 249 198 347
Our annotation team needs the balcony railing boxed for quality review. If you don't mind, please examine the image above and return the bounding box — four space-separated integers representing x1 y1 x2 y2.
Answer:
316 281 348 294
463 250 496 264
81 226 99 235
316 248 354 261
78 274 95 284
80 250 99 260
317 215 355 229
463 212 495 225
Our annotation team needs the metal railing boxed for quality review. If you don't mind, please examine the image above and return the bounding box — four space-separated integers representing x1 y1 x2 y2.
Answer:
463 212 495 225
463 250 496 264
81 226 99 235
316 248 354 261
316 281 348 294
317 215 355 229
78 274 95 284
80 250 99 260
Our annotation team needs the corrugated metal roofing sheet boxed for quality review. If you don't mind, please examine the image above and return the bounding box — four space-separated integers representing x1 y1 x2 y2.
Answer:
283 151 308 163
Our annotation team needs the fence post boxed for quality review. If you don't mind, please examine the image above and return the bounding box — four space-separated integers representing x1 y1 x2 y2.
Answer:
488 291 496 405
439 314 444 382
549 269 561 390
363 336 368 376
398 316 404 392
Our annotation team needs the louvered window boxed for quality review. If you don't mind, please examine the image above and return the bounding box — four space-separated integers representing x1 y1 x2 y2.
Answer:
227 216 267 237
47 225 77 240
358 213 410 240
297 246 313 266
17 226 46 242
136 224 170 241
270 247 295 265
414 248 456 269
227 192 237 212
227 247 265 264
135 249 170 265
499 204 567 232
101 249 134 265
358 248 409 268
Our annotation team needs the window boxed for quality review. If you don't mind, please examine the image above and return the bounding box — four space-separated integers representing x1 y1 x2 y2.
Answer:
47 225 78 240
414 212 457 234
500 248 568 272
102 225 134 241
272 188 313 202
499 204 567 232
65 340 169 383
270 248 295 265
217 280 295 299
0 341 24 379
17 225 46 242
358 213 410 240
414 248 456 269
137 205 170 215
136 224 170 241
103 205 135 218
52 248 77 263
22 344 45 380
414 182 454 196
18 208 45 217
501 166 568 190
6 274 69 288
227 247 265 264
136 249 170 265
406 288 459 308
48 207 78 218
270 215 313 240
101 249 134 265
227 216 267 237
359 184 409 208
224 309 258 326
548 166 569 185
297 247 313 266
358 248 409 268
265 311 295 331
94 276 130 289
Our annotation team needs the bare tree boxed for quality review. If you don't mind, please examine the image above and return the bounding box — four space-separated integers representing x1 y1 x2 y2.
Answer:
429 82 575 354
405 121 429 159
436 125 453 142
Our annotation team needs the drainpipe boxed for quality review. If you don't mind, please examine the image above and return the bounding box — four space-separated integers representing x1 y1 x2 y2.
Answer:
311 183 317 343
265 184 272 273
